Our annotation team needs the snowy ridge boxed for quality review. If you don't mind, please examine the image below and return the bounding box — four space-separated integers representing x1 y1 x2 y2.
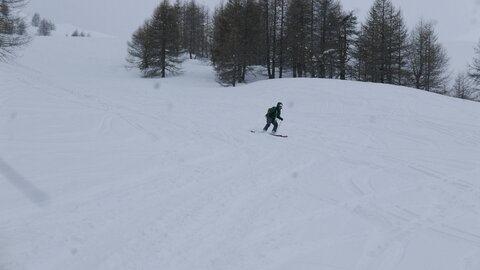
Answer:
50 23 114 38
1 37 480 270
28 22 114 38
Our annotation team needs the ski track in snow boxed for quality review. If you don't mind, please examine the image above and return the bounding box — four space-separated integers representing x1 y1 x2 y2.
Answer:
1 37 480 270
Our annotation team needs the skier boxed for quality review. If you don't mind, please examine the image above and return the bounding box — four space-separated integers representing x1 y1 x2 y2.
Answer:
263 102 284 134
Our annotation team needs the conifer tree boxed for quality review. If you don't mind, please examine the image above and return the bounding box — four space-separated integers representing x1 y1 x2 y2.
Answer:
284 0 356 79
127 0 182 78
261 0 289 78
31 12 40 26
469 41 480 85
13 17 26 34
212 1 242 86
37 19 55 36
467 41 480 101
0 0 29 61
37 19 49 36
285 0 309 77
337 12 357 80
174 0 211 59
312 0 344 78
407 20 449 92
127 23 156 76
452 72 475 100
211 0 262 86
0 1 12 34
353 0 408 84
150 0 181 77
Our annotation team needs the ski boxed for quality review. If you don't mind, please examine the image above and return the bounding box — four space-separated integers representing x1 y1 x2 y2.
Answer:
250 130 287 137
271 134 288 138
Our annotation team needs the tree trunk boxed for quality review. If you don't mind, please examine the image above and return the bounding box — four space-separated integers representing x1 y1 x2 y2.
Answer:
264 0 272 78
272 0 277 78
310 0 315 78
279 0 285 78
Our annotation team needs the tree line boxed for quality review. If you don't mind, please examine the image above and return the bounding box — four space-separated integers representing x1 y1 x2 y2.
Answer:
126 0 480 101
1 0 477 101
212 0 451 92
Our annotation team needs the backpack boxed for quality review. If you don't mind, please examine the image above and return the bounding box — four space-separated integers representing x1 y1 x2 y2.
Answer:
267 107 276 116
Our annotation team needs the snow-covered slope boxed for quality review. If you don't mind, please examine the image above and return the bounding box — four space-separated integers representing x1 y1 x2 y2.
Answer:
1 37 480 270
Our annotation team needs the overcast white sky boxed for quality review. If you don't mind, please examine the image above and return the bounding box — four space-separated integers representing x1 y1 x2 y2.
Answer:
25 0 480 72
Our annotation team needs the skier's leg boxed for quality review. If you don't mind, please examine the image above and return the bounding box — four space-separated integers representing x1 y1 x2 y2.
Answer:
263 117 272 131
272 119 279 133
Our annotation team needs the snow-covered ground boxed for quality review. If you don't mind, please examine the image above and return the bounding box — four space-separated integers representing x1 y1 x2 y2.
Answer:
1 36 480 270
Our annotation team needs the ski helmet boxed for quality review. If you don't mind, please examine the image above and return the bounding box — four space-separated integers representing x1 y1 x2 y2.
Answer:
277 102 283 108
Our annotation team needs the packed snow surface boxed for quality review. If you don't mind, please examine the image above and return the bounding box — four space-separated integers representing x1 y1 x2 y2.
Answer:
1 36 480 270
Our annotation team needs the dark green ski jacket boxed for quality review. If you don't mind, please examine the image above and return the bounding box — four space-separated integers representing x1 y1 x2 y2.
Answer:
266 106 283 121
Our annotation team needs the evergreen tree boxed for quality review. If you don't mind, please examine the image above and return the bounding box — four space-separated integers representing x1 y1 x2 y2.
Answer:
0 0 29 61
284 0 356 79
150 0 181 77
467 41 480 101
312 0 344 78
285 0 309 77
13 17 26 35
261 0 289 78
185 0 200 58
200 7 213 58
1 0 14 34
265 0 271 77
211 5 227 84
127 0 182 78
212 1 243 86
407 20 449 92
31 12 40 26
239 0 263 81
127 23 156 76
37 19 55 36
353 0 408 84
211 0 262 86
337 12 358 80
174 0 211 59
469 41 480 85
452 72 475 100
37 19 50 36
